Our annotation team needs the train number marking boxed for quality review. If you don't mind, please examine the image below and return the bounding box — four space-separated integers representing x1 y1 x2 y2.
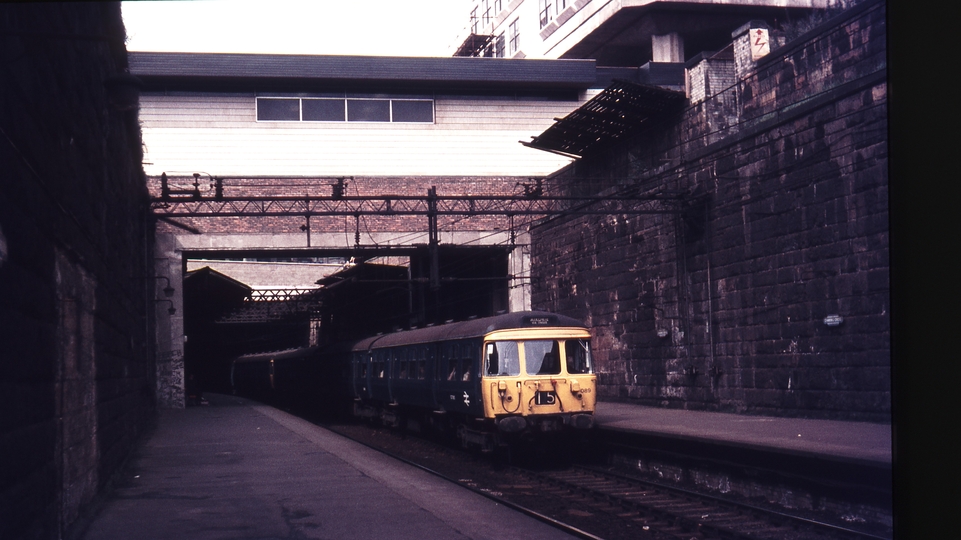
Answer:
535 391 557 406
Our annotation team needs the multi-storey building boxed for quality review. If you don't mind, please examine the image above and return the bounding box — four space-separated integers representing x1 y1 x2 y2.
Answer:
456 0 826 66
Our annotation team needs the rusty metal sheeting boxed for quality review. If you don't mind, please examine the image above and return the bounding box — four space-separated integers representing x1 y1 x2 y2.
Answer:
524 80 687 158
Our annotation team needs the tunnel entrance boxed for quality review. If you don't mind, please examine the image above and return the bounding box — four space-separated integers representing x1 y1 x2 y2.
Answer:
181 245 512 396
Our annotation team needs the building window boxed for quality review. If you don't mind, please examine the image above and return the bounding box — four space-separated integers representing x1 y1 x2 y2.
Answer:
539 0 552 28
539 0 569 28
481 0 491 28
347 99 390 122
495 0 503 13
470 7 478 33
495 33 505 57
302 98 345 121
509 19 520 55
391 100 434 122
257 98 300 121
256 97 433 123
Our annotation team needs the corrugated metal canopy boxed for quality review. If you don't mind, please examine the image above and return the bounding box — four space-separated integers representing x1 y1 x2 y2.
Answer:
129 52 598 92
523 80 687 158
453 34 496 57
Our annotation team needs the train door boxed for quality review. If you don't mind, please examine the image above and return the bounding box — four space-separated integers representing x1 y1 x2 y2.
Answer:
369 349 391 403
434 340 482 416
351 352 370 399
483 340 524 416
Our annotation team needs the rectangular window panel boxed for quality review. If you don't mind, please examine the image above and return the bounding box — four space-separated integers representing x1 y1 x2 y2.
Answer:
257 98 299 121
391 100 433 123
565 339 593 374
539 0 551 28
303 98 346 121
347 99 390 122
486 341 520 376
524 340 561 376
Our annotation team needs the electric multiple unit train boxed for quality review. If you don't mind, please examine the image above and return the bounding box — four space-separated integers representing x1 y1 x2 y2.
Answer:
231 311 596 450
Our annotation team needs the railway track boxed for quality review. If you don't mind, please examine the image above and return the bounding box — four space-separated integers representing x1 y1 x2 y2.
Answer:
317 420 891 540
519 465 891 540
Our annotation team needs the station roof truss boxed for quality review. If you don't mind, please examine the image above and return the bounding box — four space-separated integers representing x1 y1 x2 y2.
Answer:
522 79 688 159
216 288 323 324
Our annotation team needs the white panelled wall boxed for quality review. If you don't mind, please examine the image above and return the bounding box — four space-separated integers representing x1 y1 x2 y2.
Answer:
139 93 580 177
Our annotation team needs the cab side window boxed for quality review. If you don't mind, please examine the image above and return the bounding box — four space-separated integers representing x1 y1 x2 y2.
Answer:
565 339 593 374
485 341 519 376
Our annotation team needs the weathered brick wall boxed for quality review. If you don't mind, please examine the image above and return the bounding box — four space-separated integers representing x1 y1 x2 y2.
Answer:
687 50 735 106
531 0 888 420
0 4 154 538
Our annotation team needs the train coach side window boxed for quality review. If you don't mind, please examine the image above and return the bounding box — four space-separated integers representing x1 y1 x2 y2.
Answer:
565 339 593 374
485 341 519 376
373 351 387 379
461 356 473 381
446 356 460 381
416 348 427 380
397 349 409 379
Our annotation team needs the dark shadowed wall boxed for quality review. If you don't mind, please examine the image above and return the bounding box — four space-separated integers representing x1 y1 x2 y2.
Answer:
1 3 155 538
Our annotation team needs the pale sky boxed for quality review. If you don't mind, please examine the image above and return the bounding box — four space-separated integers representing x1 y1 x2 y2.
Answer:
122 0 473 57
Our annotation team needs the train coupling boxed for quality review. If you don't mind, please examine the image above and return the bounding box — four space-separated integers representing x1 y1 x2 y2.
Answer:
497 416 527 433
568 413 595 430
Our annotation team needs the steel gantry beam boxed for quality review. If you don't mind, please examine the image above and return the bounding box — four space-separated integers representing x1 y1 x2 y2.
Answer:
149 185 682 219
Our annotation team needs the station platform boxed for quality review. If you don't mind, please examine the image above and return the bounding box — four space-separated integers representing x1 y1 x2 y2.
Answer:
77 395 892 539
78 393 577 540
594 401 892 467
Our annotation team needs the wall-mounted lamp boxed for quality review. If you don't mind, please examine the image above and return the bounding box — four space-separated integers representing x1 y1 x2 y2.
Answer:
656 328 670 338
143 275 175 297
823 314 844 327
156 299 176 315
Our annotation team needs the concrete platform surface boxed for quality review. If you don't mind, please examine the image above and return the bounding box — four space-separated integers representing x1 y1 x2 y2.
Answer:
79 394 577 540
595 401 892 466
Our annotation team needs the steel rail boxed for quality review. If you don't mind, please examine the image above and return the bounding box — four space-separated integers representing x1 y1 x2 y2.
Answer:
317 423 606 540
556 465 891 540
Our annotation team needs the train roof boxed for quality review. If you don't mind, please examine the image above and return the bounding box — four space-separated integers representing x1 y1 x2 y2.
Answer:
350 311 588 352
232 346 321 364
